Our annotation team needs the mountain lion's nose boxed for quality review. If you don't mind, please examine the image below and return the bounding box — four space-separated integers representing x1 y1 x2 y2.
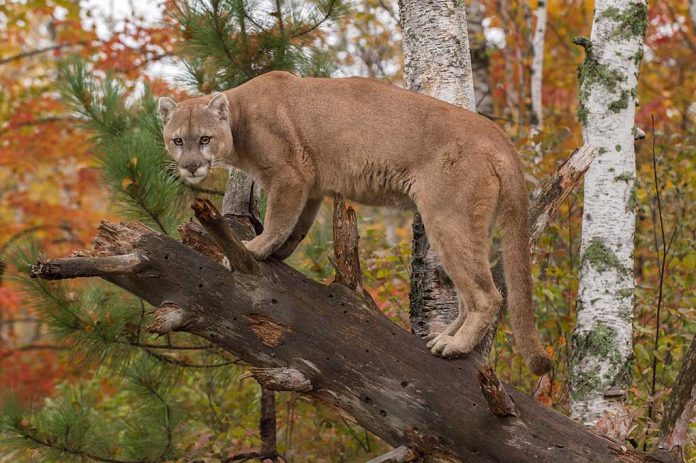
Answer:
181 160 202 175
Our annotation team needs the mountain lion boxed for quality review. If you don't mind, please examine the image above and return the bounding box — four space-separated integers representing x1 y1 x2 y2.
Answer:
158 71 552 375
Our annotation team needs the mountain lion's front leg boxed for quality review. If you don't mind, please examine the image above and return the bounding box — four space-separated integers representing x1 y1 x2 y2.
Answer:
244 177 310 260
272 196 323 260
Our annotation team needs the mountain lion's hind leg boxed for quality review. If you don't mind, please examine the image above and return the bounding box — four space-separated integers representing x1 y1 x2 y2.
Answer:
418 183 503 359
425 304 467 347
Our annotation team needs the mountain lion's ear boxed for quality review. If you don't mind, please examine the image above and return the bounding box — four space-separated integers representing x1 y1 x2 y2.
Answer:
158 97 177 124
208 92 229 121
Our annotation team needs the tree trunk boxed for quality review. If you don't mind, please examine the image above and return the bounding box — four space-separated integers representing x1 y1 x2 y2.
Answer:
530 0 547 158
468 0 493 115
31 147 650 463
690 0 696 32
398 0 476 340
500 0 518 125
569 0 647 425
221 169 279 459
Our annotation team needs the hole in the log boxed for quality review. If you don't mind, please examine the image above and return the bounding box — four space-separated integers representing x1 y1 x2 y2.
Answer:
328 293 334 298
400 381 408 388
364 396 373 405
472 402 477 407
365 349 369 353
271 298 278 304
343 310 348 314
198 282 204 288
379 409 387 417
233 317 238 321
199 266 203 270
340 302 345 307
164 254 169 260
391 332 396 336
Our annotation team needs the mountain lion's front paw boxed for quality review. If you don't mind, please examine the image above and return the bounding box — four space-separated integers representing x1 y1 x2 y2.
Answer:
242 238 273 260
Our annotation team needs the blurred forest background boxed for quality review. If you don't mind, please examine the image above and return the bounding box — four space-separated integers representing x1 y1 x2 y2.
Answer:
0 0 693 461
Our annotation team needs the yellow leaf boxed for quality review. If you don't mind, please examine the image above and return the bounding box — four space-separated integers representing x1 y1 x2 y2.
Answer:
130 157 138 167
121 178 134 189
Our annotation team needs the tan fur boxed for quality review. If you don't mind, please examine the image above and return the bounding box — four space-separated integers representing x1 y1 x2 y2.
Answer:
158 71 552 375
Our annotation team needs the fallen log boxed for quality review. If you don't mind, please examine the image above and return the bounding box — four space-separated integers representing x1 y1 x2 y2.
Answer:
32 219 665 463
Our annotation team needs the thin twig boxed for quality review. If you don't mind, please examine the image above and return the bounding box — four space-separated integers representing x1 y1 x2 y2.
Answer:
645 116 673 449
292 0 337 37
0 41 87 65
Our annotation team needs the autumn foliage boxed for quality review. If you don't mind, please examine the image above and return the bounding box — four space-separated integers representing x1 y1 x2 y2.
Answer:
0 0 694 461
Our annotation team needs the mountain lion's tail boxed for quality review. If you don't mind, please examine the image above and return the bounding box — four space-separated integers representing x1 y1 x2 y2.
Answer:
499 171 552 376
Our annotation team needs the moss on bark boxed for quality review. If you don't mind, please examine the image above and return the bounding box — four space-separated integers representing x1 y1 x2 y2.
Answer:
582 238 627 273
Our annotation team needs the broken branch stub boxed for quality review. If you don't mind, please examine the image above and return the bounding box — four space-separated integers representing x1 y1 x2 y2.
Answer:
147 302 190 335
332 194 380 311
31 252 148 280
528 145 598 247
477 365 520 418
191 198 259 274
365 445 418 463
657 336 696 461
333 193 363 291
246 367 312 392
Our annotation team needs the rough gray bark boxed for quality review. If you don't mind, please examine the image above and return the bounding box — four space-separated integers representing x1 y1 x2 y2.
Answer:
468 0 493 115
221 168 278 460
398 0 476 340
569 0 646 425
657 336 696 461
32 216 667 463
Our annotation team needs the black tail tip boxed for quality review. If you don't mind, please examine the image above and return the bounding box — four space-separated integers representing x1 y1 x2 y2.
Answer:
527 354 553 376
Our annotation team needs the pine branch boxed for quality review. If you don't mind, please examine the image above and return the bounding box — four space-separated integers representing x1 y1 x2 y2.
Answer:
19 433 144 463
292 0 338 37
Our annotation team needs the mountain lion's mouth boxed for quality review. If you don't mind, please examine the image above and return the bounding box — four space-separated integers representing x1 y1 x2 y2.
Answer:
179 162 211 184
182 174 206 184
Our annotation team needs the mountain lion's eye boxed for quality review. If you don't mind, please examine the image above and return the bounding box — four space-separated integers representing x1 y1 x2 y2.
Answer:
173 138 183 146
200 136 210 145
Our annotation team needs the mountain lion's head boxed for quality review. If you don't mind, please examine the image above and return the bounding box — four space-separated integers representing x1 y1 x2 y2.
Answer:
158 93 233 184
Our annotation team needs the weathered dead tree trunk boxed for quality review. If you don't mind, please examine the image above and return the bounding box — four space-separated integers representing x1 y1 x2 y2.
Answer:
32 148 667 463
655 336 696 462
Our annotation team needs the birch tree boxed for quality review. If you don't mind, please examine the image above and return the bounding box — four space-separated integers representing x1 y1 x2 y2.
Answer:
569 0 647 425
530 0 547 157
468 0 493 115
398 0 476 339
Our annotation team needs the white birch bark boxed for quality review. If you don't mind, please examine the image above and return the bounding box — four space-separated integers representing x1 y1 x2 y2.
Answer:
530 0 547 158
398 0 476 337
570 0 646 425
